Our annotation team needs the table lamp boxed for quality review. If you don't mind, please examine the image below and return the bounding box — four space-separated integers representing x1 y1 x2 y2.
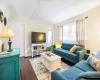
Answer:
2 27 15 52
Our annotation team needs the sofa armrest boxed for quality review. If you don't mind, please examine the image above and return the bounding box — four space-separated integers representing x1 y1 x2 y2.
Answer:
51 70 67 80
84 54 89 60
76 49 87 61
75 72 100 80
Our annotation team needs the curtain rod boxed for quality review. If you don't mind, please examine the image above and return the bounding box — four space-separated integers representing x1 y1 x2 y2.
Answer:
66 16 88 23
59 16 88 26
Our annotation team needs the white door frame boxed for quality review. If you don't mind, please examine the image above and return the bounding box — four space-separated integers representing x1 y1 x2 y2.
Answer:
10 21 27 57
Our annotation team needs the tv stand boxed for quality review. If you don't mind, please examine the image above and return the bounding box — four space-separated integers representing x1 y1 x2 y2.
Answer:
31 43 46 58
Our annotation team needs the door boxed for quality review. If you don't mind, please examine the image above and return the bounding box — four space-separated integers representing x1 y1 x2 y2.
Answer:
9 22 26 57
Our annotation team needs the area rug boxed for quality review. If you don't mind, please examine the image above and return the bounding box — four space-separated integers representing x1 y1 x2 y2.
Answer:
30 57 70 80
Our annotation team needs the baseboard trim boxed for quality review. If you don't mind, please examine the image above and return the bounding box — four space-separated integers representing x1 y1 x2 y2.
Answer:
24 56 32 58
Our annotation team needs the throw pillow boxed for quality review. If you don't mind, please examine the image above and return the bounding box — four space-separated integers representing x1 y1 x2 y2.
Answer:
93 51 100 59
55 45 62 48
70 45 77 53
54 41 62 49
86 55 100 71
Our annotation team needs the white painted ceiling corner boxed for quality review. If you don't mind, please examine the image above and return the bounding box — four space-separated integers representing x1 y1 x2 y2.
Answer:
0 0 100 24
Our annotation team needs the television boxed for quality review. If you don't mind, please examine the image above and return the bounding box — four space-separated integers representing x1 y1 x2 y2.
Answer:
31 32 46 43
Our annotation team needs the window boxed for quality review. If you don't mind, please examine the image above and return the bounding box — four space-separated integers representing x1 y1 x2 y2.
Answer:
47 28 53 46
63 25 68 41
59 26 63 41
63 22 76 43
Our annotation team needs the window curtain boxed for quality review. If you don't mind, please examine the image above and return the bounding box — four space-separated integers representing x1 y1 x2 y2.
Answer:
76 18 86 45
47 28 53 47
59 25 63 41
63 22 76 43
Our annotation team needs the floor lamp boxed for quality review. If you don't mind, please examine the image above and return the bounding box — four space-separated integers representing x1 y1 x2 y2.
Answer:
2 27 15 52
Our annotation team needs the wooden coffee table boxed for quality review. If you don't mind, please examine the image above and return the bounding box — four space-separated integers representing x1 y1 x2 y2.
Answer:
40 52 61 72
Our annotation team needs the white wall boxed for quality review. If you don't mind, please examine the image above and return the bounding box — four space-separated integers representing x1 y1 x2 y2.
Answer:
53 25 59 43
56 6 100 52
0 22 4 52
13 17 54 56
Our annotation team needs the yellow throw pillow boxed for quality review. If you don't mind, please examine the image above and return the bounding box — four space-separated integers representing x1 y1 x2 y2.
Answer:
70 45 77 53
54 41 62 45
54 41 62 49
55 45 62 48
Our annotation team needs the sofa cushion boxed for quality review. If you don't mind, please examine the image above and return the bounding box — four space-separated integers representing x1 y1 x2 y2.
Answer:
62 43 84 51
61 66 84 80
74 46 83 53
51 70 67 80
54 48 77 60
64 52 77 60
54 48 70 55
61 43 71 50
75 60 95 72
75 71 100 80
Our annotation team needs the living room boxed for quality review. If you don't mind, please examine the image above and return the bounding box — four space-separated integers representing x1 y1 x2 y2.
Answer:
0 0 100 80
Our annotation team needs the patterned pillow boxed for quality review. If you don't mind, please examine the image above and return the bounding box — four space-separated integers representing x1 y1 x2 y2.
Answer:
95 51 100 59
86 55 100 71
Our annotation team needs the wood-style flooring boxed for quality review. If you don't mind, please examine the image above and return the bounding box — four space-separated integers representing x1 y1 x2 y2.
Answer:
20 57 74 80
20 57 37 80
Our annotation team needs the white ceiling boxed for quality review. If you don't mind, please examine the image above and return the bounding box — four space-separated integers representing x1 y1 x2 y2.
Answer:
0 0 100 24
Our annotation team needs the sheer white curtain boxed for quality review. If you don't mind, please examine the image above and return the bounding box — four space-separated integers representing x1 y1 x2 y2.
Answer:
59 25 63 41
63 22 76 43
47 28 53 46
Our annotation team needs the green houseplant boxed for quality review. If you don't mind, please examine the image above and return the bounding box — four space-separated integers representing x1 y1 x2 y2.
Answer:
46 45 54 52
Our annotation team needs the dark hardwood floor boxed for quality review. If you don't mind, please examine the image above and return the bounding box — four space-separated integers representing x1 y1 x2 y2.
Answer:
20 57 37 80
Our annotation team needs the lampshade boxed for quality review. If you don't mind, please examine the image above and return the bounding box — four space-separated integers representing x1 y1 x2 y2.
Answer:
2 27 15 38
0 22 4 37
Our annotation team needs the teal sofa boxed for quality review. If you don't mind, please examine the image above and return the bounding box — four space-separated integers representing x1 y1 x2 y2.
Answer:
51 54 100 80
54 43 86 64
